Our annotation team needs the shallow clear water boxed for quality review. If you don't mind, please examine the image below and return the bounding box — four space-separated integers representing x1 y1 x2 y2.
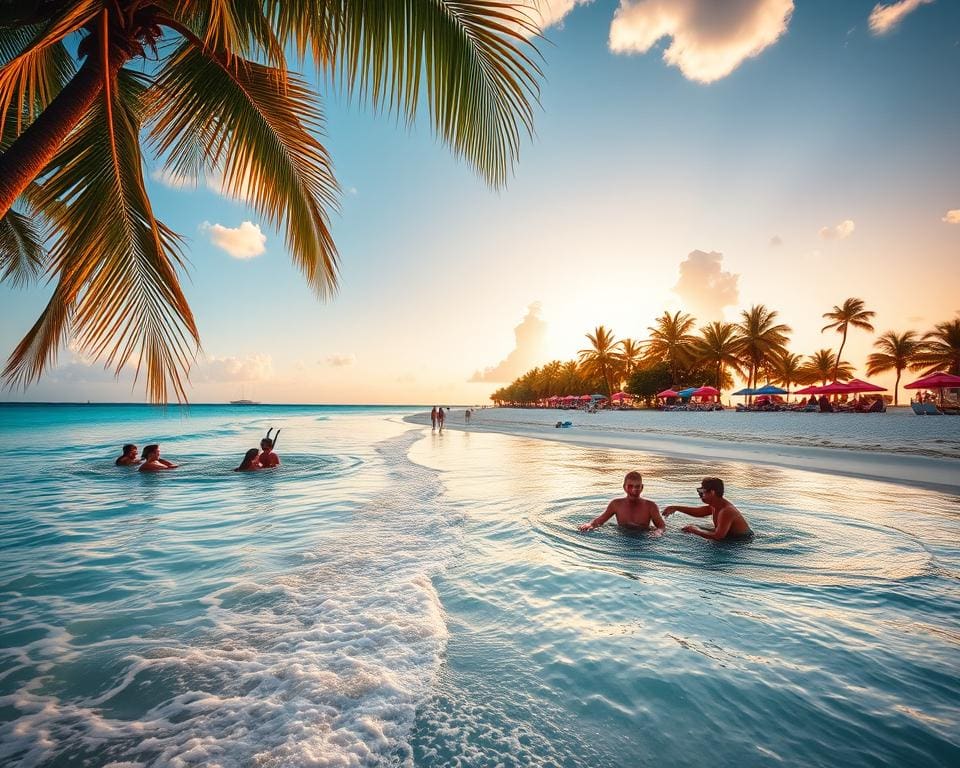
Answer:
1 404 959 767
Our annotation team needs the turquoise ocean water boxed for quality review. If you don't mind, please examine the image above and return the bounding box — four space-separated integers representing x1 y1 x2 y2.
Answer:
1 404 958 767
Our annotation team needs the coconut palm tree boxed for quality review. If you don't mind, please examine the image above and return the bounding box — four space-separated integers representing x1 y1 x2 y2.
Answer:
734 305 791 390
579 326 619 397
866 330 922 406
770 351 806 393
799 349 854 385
645 311 696 384
0 1 541 402
915 319 960 376
560 360 582 394
691 321 743 397
821 297 875 380
614 338 643 389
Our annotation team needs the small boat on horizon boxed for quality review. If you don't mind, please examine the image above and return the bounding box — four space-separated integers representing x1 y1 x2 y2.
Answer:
229 399 260 405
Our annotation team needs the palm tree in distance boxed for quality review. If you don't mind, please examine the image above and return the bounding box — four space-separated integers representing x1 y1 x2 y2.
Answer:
560 360 582 394
915 318 960 375
734 305 791 390
691 321 743 397
799 349 854 385
614 338 644 390
0 1 541 402
821 298 876 380
646 311 696 384
866 330 922 406
579 326 619 397
770 351 806 394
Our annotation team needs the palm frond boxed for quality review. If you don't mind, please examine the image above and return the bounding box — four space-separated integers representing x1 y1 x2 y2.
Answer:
0 206 45 286
172 0 286 66
279 0 542 187
148 40 339 296
0 3 92 136
4 67 199 403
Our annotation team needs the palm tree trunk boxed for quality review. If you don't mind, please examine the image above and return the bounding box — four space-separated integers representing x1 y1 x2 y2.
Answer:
0 47 128 218
833 330 848 380
894 368 901 406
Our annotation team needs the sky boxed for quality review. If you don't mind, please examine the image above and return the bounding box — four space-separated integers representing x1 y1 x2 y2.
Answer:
2 0 959 404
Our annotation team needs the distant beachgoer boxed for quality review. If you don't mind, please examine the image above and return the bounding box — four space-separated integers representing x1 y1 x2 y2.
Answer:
139 444 177 472
578 471 665 535
235 448 261 472
115 444 140 466
258 437 280 467
465 408 472 423
437 407 446 431
431 407 438 431
662 477 752 540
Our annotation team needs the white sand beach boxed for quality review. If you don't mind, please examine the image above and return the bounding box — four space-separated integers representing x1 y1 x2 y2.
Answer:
407 407 960 492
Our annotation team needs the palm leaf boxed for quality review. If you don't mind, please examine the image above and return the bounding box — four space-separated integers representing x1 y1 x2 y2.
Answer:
4 67 199 403
0 207 45 286
274 0 542 186
171 0 287 66
148 40 339 296
0 3 92 136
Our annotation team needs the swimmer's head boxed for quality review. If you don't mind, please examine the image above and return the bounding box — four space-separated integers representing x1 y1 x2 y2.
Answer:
121 443 137 457
143 444 159 460
260 438 273 450
623 471 643 495
699 477 724 499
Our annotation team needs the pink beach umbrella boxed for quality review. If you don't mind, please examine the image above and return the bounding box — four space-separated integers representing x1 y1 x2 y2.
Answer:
692 385 720 400
610 391 631 401
794 385 821 395
843 378 887 393
579 394 592 402
657 389 680 398
904 372 960 389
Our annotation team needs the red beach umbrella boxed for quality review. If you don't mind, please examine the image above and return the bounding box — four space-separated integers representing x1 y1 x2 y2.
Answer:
844 378 887 393
816 381 859 394
693 385 720 396
657 389 679 398
904 372 960 389
610 391 631 401
794 385 821 395
579 394 592 401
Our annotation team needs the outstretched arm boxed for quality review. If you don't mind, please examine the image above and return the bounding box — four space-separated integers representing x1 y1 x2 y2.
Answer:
683 510 733 540
651 506 666 534
579 502 616 532
662 504 711 518
158 459 177 468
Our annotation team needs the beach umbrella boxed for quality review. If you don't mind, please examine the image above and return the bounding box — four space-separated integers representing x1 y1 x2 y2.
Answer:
731 387 755 396
610 391 631 401
591 393 607 400
579 394 592 401
843 378 887 393
657 389 679 398
904 372 960 389
693 385 720 396
794 385 821 395
676 387 698 398
816 381 859 394
753 384 788 395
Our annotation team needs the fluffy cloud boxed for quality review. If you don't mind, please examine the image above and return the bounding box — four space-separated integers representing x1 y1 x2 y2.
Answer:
470 302 548 383
201 221 266 259
530 0 592 29
325 353 356 367
868 0 934 36
197 354 273 382
673 250 740 320
942 209 960 224
819 219 856 240
609 0 794 83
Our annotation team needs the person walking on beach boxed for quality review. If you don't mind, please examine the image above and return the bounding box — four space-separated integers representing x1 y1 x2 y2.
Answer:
115 444 141 466
662 477 752 540
437 406 446 431
258 437 280 467
139 444 178 472
431 407 438 431
578 471 665 535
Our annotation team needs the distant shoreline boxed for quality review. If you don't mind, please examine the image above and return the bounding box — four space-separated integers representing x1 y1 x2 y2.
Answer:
405 408 960 494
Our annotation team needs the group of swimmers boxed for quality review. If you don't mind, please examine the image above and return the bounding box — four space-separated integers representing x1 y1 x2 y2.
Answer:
579 472 752 540
114 429 281 472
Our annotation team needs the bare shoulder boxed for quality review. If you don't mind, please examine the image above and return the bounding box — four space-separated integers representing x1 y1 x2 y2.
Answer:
642 497 659 511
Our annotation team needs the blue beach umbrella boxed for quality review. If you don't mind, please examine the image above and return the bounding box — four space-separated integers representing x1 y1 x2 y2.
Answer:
753 384 788 395
676 387 697 398
731 388 755 396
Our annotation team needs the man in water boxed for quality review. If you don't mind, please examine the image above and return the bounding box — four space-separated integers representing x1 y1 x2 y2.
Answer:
662 477 752 540
115 444 140 466
139 444 178 472
578 471 666 536
258 437 280 467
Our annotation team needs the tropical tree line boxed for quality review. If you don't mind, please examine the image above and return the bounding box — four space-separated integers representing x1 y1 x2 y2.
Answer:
491 299 960 407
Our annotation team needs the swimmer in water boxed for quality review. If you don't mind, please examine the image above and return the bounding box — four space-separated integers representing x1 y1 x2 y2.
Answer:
578 471 666 536
138 444 178 472
235 448 261 472
662 476 752 540
258 428 281 468
115 443 140 466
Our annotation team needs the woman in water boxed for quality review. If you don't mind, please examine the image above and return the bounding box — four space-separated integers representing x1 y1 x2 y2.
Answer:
234 448 261 472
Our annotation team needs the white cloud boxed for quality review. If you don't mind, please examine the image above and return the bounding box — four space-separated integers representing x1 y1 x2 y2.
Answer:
151 167 197 189
470 302 548 383
197 354 273 383
529 0 593 29
201 221 266 259
609 0 794 83
942 209 960 224
868 0 934 36
819 219 856 240
673 250 740 320
325 353 356 367
769 235 783 246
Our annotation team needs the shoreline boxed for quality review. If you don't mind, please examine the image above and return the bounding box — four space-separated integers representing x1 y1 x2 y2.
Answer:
405 408 960 494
